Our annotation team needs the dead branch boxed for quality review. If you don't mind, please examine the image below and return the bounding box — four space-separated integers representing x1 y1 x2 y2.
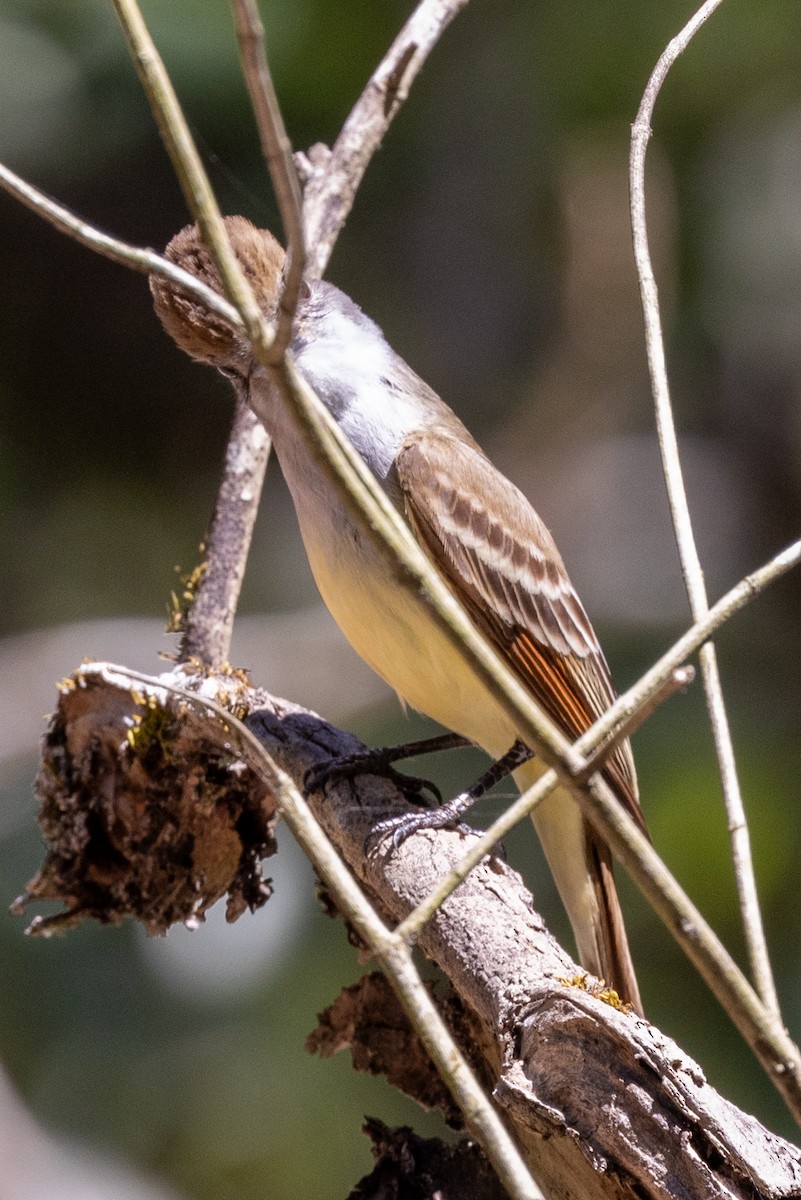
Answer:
14 662 801 1200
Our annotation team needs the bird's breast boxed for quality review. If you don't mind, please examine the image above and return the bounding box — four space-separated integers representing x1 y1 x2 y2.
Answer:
279 450 514 757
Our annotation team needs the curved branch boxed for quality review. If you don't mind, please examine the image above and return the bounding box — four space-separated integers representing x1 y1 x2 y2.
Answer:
629 0 779 1016
301 0 472 277
0 162 243 330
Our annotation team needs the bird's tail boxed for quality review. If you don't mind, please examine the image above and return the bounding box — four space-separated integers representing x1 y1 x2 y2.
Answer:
518 765 643 1016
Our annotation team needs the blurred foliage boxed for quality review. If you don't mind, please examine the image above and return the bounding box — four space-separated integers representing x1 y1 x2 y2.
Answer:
2 0 801 1196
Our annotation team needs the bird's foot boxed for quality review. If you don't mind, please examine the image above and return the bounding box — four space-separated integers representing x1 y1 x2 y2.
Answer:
366 739 533 852
305 732 471 807
368 789 477 851
305 747 442 808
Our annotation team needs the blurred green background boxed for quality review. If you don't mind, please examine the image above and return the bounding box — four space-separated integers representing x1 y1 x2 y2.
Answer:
2 0 801 1196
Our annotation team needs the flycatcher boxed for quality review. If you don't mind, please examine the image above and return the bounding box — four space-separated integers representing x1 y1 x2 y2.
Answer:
152 217 646 1014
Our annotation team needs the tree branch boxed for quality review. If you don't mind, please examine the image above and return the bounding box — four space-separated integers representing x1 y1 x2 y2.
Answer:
177 401 271 665
17 661 801 1199
20 663 543 1200
0 162 244 329
301 0 472 277
629 0 779 1018
113 0 270 348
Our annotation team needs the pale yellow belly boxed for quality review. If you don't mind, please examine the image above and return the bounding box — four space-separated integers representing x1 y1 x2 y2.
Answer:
299 501 515 758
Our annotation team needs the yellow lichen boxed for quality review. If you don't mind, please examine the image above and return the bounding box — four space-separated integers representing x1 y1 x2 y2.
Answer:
166 554 208 634
125 693 174 756
557 973 632 1014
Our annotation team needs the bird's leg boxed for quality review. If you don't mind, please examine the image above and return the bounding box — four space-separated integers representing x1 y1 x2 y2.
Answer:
369 739 535 849
304 731 472 807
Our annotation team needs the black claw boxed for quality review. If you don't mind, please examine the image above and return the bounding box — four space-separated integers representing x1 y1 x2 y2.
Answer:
384 766 442 807
392 826 409 852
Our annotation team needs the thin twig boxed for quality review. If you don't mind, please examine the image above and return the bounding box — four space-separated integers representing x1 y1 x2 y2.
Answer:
0 153 265 672
572 666 695 785
183 0 314 664
629 0 780 1017
230 0 306 358
302 0 471 277
0 162 244 331
580 765 799 1107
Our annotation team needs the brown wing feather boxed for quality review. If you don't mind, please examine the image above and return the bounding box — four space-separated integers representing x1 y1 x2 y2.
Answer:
395 427 645 833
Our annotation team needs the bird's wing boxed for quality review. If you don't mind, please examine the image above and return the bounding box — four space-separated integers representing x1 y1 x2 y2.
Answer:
395 426 644 831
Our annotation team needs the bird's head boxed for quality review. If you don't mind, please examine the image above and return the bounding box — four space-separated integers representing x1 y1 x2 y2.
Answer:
150 216 285 377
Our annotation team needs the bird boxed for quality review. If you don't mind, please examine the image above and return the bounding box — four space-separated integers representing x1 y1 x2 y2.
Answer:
151 216 646 1014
